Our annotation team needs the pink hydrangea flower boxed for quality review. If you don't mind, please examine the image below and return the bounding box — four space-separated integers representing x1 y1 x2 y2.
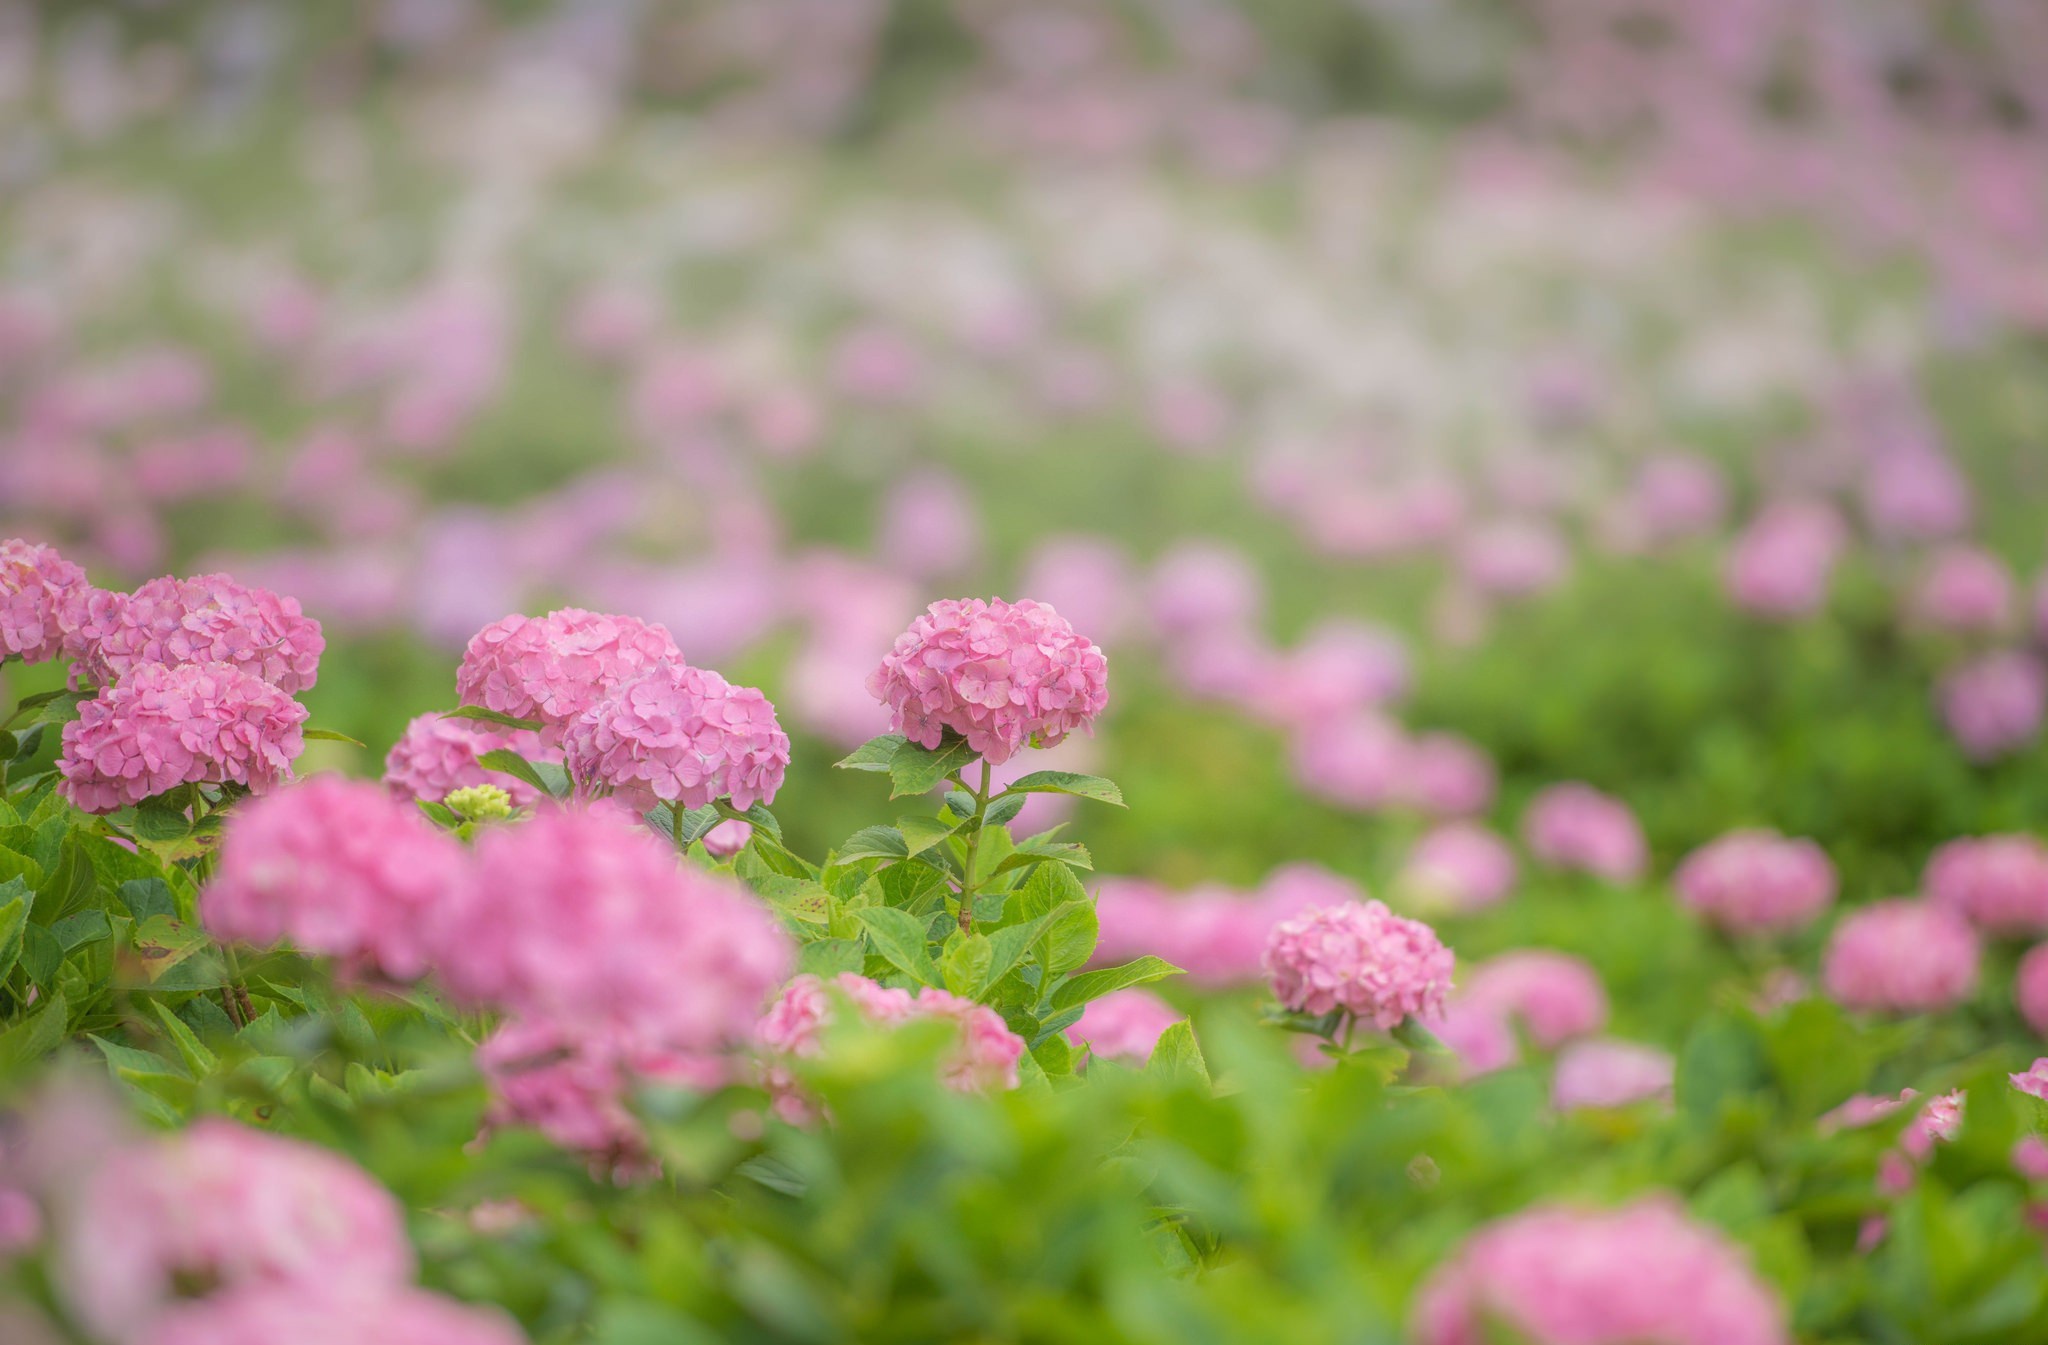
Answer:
455 608 681 742
1458 519 1570 598
758 973 1025 1121
1411 1197 1790 1345
1017 537 1137 647
1263 901 1453 1029
1926 835 2048 935
1289 713 1410 811
1862 448 1972 542
1627 454 1728 544
59 1120 414 1342
1399 732 1497 816
1899 1090 1966 1161
476 1017 725 1175
1911 546 2015 634
1258 619 1410 729
1939 651 2046 762
867 597 1108 765
433 808 791 1050
702 818 754 857
2011 1059 2048 1101
141 1286 526 1345
1724 499 1844 618
1146 541 1262 639
381 712 552 807
1066 989 1181 1063
1819 1089 1916 1134
0 538 92 665
1464 952 1609 1049
1523 783 1648 883
563 662 789 813
1552 1038 1675 1110
2013 1136 2048 1182
201 777 468 981
57 661 307 813
1822 899 1982 1013
2021 944 2048 1035
71 573 323 692
1673 829 1837 935
1398 823 1518 913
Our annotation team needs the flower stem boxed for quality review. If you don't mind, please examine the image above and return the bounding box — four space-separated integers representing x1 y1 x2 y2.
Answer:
955 759 993 934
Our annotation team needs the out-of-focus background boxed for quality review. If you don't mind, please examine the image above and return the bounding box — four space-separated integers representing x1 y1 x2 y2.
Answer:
4 1 2047 1039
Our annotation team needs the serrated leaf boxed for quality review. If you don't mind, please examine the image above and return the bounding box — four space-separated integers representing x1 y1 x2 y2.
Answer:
716 800 783 843
441 705 545 731
978 904 1072 1000
148 999 220 1076
1050 955 1183 1011
898 814 959 857
1148 1021 1208 1084
983 793 1026 828
836 826 909 864
302 727 367 747
887 734 975 800
117 878 176 923
758 877 834 926
834 734 907 772
1041 902 1098 977
17 923 59 988
119 915 225 991
0 989 67 1070
476 749 559 801
0 846 44 894
993 842 1092 876
853 906 942 987
416 800 459 829
1001 771 1125 807
51 907 111 953
0 889 25 985
941 933 993 997
797 939 866 979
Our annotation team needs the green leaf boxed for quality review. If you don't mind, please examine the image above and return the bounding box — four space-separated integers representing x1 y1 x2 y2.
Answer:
302 727 367 747
993 841 1093 876
415 800 459 829
0 846 44 893
91 1034 194 1115
797 939 866 979
441 705 545 732
757 877 834 927
651 803 722 848
1001 771 1126 807
1147 1021 1209 1084
897 814 959 857
476 749 564 801
119 916 225 992
978 905 1071 1000
148 998 220 1076
0 989 67 1070
51 907 111 953
34 832 97 926
887 733 975 800
716 801 784 844
835 826 909 864
17 923 59 988
1675 1014 1767 1124
940 934 993 997
834 734 907 772
1040 900 1099 977
853 906 942 987
0 888 25 984
1050 956 1183 1011
17 690 89 727
117 878 176 923
983 793 1026 828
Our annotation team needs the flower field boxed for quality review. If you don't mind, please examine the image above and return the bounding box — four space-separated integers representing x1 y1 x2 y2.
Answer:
3 3 2048 1342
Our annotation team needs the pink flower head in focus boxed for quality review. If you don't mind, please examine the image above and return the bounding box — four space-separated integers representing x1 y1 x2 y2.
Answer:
563 662 790 813
867 597 1108 765
1822 899 1982 1014
1263 901 1453 1029
71 573 324 693
382 712 553 808
58 1119 414 1343
1926 835 2048 935
1066 989 1182 1063
0 538 93 665
57 662 306 813
1523 783 1647 883
433 808 792 1050
1673 829 1837 935
1411 1196 1790 1345
454 608 681 743
201 776 468 982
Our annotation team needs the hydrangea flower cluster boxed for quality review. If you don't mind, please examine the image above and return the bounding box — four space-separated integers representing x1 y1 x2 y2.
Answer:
562 662 790 813
1925 835 2048 935
1398 822 1519 913
757 973 1026 1122
1522 783 1647 882
2020 945 2048 1036
1411 1198 1790 1345
1673 829 1837 935
382 711 553 807
59 1119 415 1343
142 1287 526 1345
455 608 681 741
1430 951 1610 1077
57 661 307 813
435 808 792 1052
200 777 469 982
1939 651 2046 762
1551 1039 1676 1111
867 597 1108 765
1263 901 1454 1029
71 572 324 693
1822 899 1982 1014
0 537 91 664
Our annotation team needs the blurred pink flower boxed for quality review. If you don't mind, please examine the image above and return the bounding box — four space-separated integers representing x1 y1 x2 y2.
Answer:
2018 943 2048 1036
1146 540 1262 639
1551 1038 1674 1110
1018 537 1137 647
1724 499 1844 618
878 468 981 579
1399 732 1497 816
1673 829 1837 935
1289 713 1409 811
2010 1058 2048 1102
141 1286 526 1345
1911 546 2015 634
1458 519 1570 598
1939 650 2045 761
1862 448 1972 542
1823 899 1981 1014
1523 783 1647 883
1412 1197 1789 1345
1398 822 1518 913
1066 989 1180 1063
1925 835 2048 935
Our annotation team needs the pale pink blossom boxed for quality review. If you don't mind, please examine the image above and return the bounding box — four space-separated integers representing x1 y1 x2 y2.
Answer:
71 573 323 692
1523 783 1648 882
1263 901 1453 1029
455 608 681 743
141 1286 526 1345
382 713 553 808
1551 1038 1675 1110
1398 823 1519 913
563 662 789 813
0 538 92 665
2010 1059 2048 1101
1822 899 1981 1014
58 661 306 813
1939 651 2046 761
1724 499 1844 618
1673 829 1837 935
2022 944 2048 1035
1926 835 2048 935
1911 546 2015 634
1066 989 1181 1063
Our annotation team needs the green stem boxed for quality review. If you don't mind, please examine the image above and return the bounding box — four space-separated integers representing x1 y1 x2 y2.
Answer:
955 759 993 934
672 803 686 852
